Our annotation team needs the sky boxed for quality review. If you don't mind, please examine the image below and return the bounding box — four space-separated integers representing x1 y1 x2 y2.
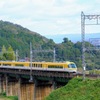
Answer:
0 0 100 42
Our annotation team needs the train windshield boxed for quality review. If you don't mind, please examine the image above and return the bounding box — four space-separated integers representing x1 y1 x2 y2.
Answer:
68 64 77 68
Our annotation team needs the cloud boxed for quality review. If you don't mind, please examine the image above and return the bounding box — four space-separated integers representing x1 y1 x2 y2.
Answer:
0 0 100 37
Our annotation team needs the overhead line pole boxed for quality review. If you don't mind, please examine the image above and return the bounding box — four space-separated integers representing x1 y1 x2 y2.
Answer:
53 48 56 62
16 50 18 61
81 11 100 80
29 42 33 82
81 12 86 80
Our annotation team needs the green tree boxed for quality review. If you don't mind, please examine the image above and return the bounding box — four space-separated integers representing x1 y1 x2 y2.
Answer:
7 45 15 60
63 37 69 43
1 45 7 60
2 45 6 53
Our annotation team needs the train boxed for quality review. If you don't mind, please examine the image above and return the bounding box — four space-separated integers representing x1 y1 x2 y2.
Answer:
0 61 77 72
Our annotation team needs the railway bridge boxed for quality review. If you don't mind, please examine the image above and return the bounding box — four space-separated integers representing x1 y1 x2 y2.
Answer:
0 66 76 100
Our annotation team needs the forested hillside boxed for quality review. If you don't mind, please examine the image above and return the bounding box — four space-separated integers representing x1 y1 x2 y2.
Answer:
0 20 49 57
0 20 100 70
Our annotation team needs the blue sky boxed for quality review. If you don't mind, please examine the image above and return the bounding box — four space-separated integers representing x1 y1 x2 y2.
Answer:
0 0 100 42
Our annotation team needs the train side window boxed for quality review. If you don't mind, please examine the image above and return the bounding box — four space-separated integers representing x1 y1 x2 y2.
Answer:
34 64 36 67
32 64 35 67
33 64 35 67
34 64 37 67
38 64 42 67
15 64 24 66
3 64 11 66
40 64 42 67
37 64 39 67
32 64 42 67
48 65 63 68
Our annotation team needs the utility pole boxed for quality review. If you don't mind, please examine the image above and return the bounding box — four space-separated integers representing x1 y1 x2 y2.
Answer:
29 42 33 82
53 48 56 62
81 12 86 80
16 50 18 61
81 11 100 80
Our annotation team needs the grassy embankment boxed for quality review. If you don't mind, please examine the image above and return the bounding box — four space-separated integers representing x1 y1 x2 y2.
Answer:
0 92 18 100
45 77 100 100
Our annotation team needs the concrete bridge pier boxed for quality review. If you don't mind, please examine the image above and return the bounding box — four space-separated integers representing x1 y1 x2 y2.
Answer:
18 77 52 100
18 77 35 100
19 83 35 100
0 75 3 93
52 78 57 90
18 76 21 100
21 77 53 100
5 74 18 96
18 78 66 100
35 84 52 100
35 85 52 100
33 78 37 100
1 75 6 93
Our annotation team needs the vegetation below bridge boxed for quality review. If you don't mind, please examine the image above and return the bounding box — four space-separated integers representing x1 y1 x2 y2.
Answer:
45 78 100 100
0 92 18 100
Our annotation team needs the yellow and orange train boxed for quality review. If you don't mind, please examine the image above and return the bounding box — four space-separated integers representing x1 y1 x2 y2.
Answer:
0 61 77 72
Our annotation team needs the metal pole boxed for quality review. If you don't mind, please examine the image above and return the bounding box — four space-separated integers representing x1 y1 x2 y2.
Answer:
16 50 18 61
53 48 56 62
81 12 86 80
81 12 100 80
29 42 33 82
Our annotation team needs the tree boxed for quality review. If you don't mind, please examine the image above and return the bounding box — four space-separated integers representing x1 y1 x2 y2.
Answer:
63 38 68 43
7 45 15 60
1 45 7 60
2 45 6 53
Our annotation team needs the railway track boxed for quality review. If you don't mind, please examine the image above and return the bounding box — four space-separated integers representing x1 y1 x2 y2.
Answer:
76 72 100 79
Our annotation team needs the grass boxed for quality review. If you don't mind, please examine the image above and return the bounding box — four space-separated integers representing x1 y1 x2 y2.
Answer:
44 78 100 100
0 92 18 100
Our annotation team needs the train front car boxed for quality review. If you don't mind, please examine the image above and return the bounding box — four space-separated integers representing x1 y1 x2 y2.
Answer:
66 62 77 72
46 61 77 73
